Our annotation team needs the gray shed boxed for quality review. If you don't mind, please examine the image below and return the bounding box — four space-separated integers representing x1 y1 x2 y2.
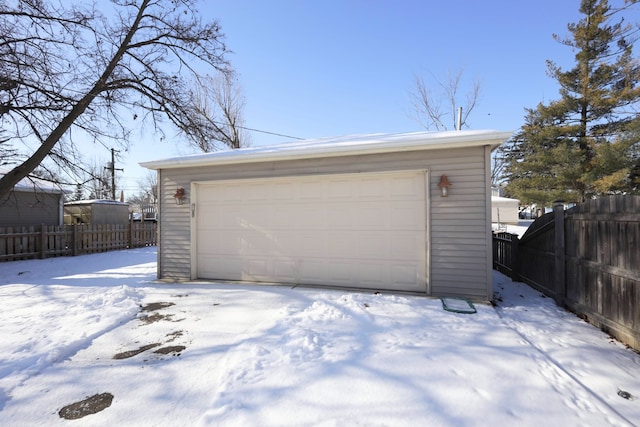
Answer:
64 200 130 225
0 174 65 227
141 130 511 300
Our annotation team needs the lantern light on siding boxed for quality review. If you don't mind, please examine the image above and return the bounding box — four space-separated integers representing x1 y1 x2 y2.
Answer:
438 175 451 197
174 187 186 205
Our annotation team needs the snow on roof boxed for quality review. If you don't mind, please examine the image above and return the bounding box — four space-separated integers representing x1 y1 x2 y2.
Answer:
140 129 513 170
0 168 65 194
492 195 520 203
64 199 129 206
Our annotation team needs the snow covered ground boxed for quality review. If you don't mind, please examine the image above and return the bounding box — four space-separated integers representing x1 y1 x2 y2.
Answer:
0 248 638 426
491 220 533 238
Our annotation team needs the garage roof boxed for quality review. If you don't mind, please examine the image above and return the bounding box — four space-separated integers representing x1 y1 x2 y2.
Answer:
0 168 65 194
140 129 512 170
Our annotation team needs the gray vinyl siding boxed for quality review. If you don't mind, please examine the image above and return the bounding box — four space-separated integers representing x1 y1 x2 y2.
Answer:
157 170 192 280
0 190 63 227
155 145 493 300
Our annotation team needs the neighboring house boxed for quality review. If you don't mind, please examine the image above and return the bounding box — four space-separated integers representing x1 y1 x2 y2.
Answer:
0 174 65 227
64 200 130 225
490 187 519 226
141 130 512 301
492 196 520 225
129 203 158 222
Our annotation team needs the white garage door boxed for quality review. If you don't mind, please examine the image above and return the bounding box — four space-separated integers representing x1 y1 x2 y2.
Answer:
194 170 428 292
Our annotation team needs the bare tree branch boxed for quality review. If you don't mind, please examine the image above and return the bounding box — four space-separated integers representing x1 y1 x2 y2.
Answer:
188 72 250 151
410 68 481 131
0 0 229 198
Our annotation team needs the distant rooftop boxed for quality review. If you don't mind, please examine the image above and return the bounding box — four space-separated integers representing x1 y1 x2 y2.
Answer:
0 167 65 194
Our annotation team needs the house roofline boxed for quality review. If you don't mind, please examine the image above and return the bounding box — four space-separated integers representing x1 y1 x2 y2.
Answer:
140 130 513 170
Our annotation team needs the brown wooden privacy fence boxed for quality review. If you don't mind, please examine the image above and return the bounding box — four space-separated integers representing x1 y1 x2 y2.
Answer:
493 195 640 351
0 222 157 262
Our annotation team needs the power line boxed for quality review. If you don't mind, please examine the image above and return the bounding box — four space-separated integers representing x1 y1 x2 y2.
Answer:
236 124 304 141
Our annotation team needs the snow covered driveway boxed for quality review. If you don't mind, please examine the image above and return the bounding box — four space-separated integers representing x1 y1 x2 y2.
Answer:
0 248 638 426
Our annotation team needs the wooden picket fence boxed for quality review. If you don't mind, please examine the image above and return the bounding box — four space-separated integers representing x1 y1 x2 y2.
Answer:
0 222 157 262
493 195 640 351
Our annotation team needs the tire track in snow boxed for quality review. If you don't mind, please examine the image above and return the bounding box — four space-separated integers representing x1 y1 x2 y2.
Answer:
493 304 635 426
0 285 142 409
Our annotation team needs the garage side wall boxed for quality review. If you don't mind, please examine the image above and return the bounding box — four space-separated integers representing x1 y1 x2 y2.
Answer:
0 191 62 227
157 146 492 299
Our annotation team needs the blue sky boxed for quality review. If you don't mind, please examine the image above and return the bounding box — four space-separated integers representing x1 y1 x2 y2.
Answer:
121 0 589 191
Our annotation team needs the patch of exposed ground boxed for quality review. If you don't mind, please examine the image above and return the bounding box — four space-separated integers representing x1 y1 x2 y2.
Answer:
58 393 113 420
139 312 174 324
165 331 184 342
113 343 161 360
59 301 189 418
153 345 186 356
140 302 175 312
138 301 184 324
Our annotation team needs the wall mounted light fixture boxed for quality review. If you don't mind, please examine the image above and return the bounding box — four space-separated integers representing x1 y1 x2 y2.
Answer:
174 187 186 205
438 174 451 197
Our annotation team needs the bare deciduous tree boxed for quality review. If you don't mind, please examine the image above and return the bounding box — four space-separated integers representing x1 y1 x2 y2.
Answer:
189 72 250 151
137 171 158 204
410 69 481 131
0 0 230 199
127 170 158 220
83 161 116 200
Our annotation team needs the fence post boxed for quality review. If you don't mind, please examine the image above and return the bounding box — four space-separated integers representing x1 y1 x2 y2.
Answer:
129 218 134 249
511 234 520 281
72 225 78 256
492 232 497 270
554 201 566 306
39 224 46 259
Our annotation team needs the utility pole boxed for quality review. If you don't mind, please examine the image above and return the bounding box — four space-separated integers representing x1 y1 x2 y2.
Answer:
107 148 124 200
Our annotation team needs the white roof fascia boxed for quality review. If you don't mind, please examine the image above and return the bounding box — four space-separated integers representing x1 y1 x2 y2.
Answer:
64 199 129 206
140 130 513 170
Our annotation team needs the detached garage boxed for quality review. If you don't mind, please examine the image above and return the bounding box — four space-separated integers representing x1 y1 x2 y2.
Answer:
141 130 511 300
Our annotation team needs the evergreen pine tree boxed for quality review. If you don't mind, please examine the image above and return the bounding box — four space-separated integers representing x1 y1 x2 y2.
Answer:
501 0 640 205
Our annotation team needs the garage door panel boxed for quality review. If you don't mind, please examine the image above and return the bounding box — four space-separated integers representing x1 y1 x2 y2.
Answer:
326 262 355 283
246 182 269 201
357 202 390 228
358 178 388 199
200 257 242 279
299 181 324 200
391 175 423 197
325 232 356 258
391 265 420 286
357 233 390 259
327 179 353 199
246 205 276 228
357 262 388 285
299 260 326 282
274 259 297 281
272 184 291 200
297 206 326 229
391 205 423 229
220 184 243 202
270 205 293 229
296 233 326 257
196 170 427 292
247 258 270 278
215 206 246 229
324 205 354 229
239 230 275 255
390 232 424 260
